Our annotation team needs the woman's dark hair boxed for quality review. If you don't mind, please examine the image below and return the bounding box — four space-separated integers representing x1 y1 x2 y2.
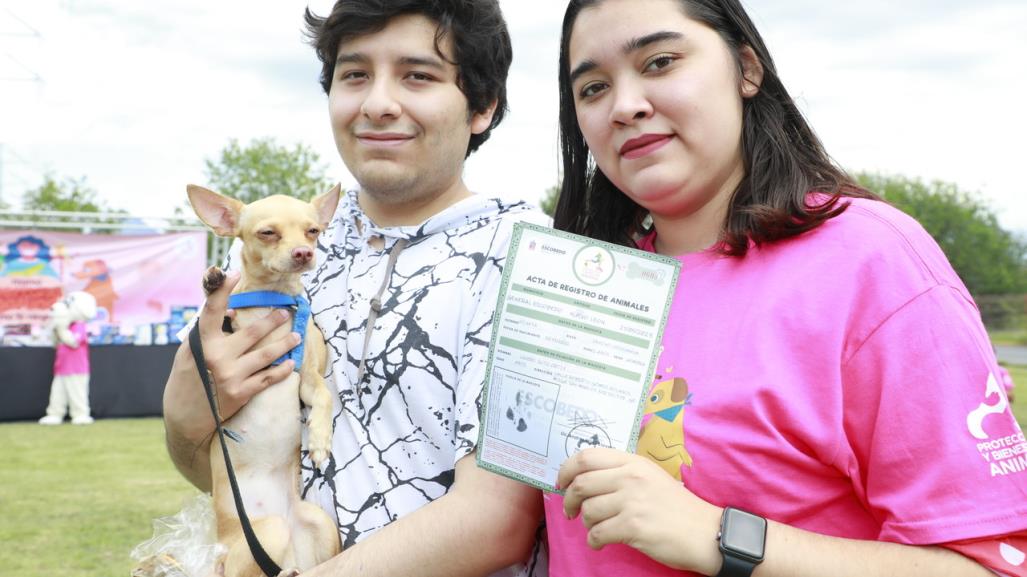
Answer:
554 0 877 254
304 0 512 156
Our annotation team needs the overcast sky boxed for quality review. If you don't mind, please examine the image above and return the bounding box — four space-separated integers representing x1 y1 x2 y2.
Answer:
1 0 1025 233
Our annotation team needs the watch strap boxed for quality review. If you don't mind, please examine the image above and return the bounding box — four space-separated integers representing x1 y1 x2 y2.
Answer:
716 551 758 577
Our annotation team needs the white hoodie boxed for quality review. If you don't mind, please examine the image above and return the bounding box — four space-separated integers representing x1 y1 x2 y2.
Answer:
299 189 550 575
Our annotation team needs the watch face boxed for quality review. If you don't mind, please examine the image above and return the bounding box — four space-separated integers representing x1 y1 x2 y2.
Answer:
721 508 767 561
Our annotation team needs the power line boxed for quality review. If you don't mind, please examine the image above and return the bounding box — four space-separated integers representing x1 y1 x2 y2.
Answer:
1 8 43 83
1 52 42 82
0 7 41 38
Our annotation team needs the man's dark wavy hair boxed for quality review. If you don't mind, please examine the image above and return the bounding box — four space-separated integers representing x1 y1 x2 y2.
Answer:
304 0 512 156
554 0 878 255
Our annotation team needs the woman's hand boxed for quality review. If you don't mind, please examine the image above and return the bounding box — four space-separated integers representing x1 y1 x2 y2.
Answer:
558 447 724 574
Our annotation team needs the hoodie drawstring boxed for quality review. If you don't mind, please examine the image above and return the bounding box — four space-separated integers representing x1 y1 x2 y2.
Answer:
356 238 408 387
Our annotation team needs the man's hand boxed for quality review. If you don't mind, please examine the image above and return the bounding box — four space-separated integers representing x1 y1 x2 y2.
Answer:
162 270 300 490
301 453 543 577
194 271 300 421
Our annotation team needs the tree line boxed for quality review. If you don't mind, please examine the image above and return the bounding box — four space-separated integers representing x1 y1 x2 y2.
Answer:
8 138 1026 299
539 173 1026 298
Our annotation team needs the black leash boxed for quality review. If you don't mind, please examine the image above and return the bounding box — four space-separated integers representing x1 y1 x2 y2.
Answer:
189 322 283 577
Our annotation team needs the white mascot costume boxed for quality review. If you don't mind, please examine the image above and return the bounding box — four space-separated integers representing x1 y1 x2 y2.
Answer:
39 291 97 425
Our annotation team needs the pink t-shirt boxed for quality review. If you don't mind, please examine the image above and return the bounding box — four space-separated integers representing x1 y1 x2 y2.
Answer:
998 365 1015 395
54 321 90 376
545 198 1027 576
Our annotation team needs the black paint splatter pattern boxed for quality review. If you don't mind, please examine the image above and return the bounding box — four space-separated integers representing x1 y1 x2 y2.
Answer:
293 190 550 576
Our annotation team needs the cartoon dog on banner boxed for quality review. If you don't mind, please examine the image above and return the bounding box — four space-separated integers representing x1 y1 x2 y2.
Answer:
74 259 119 323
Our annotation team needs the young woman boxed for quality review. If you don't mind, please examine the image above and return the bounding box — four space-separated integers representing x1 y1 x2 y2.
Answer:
548 1 1027 576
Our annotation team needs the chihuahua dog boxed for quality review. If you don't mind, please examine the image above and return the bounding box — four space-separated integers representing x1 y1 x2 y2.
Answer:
187 184 342 577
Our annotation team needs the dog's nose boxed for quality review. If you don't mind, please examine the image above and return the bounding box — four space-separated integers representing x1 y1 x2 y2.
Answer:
292 247 314 263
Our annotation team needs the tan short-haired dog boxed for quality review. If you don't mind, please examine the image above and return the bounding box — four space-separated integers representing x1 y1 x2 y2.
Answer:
187 185 342 577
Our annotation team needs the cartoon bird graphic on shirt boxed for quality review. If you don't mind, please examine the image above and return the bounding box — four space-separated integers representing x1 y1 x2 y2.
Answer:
637 376 692 480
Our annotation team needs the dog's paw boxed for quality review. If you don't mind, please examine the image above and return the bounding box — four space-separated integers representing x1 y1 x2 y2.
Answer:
308 430 332 471
308 427 331 470
202 266 226 295
308 447 328 470
308 410 332 470
276 568 301 577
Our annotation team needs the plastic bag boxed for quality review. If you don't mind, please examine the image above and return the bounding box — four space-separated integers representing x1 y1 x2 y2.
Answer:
130 492 225 577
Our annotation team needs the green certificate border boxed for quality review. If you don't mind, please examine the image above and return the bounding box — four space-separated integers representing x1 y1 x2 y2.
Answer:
476 222 681 493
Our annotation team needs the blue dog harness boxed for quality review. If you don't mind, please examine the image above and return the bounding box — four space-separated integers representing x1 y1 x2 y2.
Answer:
226 291 310 370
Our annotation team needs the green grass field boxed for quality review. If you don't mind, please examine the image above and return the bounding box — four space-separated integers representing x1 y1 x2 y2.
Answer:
1007 364 1027 427
1 368 1025 577
990 328 1027 346
0 418 197 577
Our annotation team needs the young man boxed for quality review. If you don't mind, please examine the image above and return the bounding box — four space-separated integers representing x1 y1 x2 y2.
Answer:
161 1 549 575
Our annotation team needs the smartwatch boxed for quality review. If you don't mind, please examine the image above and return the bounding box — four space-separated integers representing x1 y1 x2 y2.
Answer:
715 507 767 577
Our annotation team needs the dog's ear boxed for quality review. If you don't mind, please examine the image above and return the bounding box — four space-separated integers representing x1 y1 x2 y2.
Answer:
670 378 688 403
187 185 245 237
311 184 342 230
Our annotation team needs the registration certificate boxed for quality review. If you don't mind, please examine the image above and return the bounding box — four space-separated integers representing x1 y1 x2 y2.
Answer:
476 222 680 491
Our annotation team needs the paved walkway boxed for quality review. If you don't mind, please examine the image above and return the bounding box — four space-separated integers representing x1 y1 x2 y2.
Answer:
996 345 1027 366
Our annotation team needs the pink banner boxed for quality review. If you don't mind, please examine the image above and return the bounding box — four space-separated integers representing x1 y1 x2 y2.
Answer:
0 231 206 345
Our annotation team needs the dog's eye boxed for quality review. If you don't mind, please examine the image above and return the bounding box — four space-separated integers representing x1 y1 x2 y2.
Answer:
307 228 320 235
258 229 277 238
